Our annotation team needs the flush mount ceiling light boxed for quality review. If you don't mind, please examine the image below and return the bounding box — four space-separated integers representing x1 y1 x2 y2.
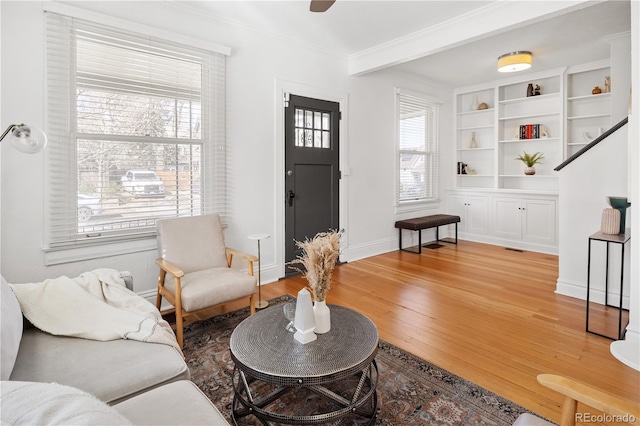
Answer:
497 51 532 73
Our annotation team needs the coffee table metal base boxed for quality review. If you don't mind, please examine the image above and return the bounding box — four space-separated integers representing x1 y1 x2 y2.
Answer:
231 361 378 425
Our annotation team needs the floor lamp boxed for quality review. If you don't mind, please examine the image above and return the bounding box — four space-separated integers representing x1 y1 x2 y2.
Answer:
248 233 270 309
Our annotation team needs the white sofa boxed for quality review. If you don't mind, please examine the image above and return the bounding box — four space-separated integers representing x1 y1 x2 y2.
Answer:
1 274 229 425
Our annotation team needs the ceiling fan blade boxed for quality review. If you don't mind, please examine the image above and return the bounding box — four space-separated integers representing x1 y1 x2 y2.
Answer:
310 0 336 13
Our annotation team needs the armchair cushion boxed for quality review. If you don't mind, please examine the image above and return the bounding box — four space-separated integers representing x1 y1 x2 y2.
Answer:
1 276 22 380
164 267 256 312
157 214 228 273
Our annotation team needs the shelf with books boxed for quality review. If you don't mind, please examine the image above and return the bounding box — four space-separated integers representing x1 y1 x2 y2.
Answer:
499 137 561 144
497 73 563 192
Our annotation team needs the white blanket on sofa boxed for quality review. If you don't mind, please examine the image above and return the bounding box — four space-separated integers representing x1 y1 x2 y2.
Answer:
9 269 181 353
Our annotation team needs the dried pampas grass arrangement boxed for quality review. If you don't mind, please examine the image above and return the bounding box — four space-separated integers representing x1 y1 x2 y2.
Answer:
288 230 342 302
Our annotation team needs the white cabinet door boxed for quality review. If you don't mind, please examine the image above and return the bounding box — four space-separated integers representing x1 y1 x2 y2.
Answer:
450 194 469 232
466 195 489 234
492 198 522 239
450 194 489 235
522 198 556 245
447 190 557 253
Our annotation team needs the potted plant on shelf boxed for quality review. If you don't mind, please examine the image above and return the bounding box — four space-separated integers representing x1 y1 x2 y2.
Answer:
515 151 544 175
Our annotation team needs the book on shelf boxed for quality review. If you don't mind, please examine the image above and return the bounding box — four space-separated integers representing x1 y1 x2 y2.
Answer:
519 124 542 140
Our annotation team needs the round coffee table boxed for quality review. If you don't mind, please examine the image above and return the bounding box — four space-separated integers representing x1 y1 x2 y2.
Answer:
229 304 379 425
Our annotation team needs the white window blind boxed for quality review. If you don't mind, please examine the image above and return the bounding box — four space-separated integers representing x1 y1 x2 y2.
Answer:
45 12 226 249
396 90 440 204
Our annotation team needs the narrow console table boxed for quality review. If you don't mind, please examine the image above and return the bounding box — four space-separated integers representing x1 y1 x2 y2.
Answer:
586 230 631 340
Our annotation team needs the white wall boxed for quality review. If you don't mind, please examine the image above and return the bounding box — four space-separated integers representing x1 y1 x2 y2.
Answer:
556 129 630 302
611 0 640 371
0 1 452 300
556 32 632 304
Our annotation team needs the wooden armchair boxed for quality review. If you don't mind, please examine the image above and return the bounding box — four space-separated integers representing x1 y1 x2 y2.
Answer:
514 374 639 426
156 214 257 348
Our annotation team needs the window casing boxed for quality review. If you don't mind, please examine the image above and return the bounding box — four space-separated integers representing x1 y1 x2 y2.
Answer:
396 90 440 205
45 12 226 249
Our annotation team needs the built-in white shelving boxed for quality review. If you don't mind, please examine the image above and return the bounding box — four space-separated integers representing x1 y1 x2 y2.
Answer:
565 61 611 157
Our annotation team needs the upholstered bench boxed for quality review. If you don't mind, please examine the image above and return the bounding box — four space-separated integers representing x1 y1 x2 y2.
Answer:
394 214 461 254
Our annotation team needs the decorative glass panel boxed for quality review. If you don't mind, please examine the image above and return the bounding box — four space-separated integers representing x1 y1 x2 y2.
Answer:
293 108 331 149
295 129 304 147
305 129 313 147
322 131 330 148
295 109 304 128
314 111 322 129
322 113 330 130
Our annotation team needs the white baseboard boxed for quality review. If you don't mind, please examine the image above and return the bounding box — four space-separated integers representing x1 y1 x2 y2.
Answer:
556 278 630 309
344 236 402 262
457 231 558 255
555 278 586 300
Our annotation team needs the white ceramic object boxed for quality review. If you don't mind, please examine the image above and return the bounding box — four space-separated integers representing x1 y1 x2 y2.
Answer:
313 301 331 334
294 288 317 344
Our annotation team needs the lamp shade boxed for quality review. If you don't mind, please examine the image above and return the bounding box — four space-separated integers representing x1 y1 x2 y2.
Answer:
497 51 532 73
1 124 48 154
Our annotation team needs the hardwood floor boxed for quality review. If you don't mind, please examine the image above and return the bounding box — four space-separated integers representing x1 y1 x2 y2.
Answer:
208 240 640 425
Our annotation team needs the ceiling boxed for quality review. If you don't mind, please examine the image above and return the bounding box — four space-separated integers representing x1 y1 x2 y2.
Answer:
181 0 631 88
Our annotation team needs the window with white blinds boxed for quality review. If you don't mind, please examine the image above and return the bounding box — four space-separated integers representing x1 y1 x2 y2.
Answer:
45 12 226 249
396 90 440 204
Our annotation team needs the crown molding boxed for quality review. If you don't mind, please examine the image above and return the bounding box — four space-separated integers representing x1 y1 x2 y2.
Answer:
348 0 597 76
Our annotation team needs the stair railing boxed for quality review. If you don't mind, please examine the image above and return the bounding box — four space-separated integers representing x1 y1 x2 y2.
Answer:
555 117 629 171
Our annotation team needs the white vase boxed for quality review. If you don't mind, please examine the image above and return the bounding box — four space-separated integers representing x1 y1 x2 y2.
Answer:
469 132 478 149
470 95 479 111
313 301 331 334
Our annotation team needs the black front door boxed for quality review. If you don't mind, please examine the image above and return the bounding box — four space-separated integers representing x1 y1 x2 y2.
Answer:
284 94 340 274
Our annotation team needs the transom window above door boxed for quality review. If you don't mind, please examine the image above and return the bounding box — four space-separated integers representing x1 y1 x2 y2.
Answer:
294 108 331 148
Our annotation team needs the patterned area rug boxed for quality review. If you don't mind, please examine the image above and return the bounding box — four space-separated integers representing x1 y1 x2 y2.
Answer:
183 295 539 425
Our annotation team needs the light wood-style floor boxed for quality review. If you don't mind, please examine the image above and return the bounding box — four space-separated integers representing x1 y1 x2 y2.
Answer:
204 240 639 425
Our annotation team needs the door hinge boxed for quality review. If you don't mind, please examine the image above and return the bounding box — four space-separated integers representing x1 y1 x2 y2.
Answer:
338 170 342 179
284 92 290 108
338 111 342 120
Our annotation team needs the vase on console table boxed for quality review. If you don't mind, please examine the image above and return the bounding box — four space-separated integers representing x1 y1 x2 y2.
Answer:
607 196 631 234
